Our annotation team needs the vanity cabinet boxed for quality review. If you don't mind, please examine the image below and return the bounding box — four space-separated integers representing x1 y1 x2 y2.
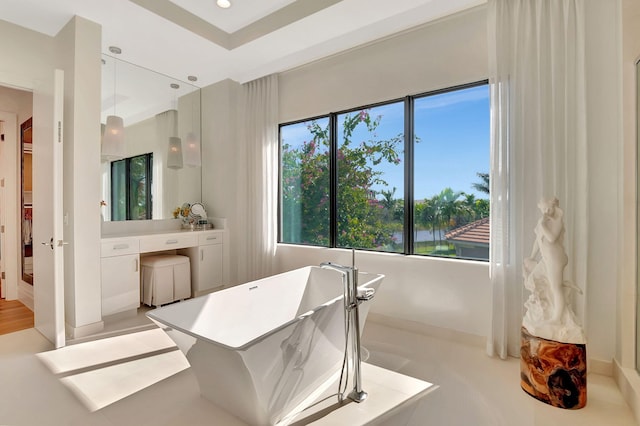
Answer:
178 231 224 297
100 229 227 317
100 239 140 317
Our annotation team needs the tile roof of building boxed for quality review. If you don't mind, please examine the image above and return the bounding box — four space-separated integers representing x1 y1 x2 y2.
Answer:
444 217 490 245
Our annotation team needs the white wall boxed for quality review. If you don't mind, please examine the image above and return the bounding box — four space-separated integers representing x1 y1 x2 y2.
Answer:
201 79 241 285
0 86 32 125
56 16 103 335
620 0 640 371
617 0 640 421
0 21 52 90
276 6 492 338
583 0 622 364
279 7 488 123
277 245 491 337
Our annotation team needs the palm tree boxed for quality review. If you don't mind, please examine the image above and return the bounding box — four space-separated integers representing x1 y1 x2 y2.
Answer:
418 198 439 246
437 187 464 230
472 172 490 195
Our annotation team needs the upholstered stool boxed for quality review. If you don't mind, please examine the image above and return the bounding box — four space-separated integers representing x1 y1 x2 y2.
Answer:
141 254 191 307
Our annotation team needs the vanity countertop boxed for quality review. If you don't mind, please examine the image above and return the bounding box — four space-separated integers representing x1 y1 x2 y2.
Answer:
101 217 227 241
101 227 221 241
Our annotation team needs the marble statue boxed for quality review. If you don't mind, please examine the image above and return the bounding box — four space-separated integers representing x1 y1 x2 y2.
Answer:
522 197 585 344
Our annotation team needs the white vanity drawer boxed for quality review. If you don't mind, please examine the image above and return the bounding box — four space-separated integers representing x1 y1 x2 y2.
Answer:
101 239 140 258
139 233 198 252
199 231 223 246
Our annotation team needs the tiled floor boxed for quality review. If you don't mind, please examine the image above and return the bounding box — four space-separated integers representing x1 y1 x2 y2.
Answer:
0 318 636 425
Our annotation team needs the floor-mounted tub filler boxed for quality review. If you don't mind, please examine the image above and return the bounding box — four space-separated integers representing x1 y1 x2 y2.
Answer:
147 265 383 425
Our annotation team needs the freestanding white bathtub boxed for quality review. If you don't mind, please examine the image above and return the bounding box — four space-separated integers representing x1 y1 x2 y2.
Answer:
147 265 383 425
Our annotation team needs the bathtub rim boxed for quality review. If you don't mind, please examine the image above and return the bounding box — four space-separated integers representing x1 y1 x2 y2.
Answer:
147 266 384 351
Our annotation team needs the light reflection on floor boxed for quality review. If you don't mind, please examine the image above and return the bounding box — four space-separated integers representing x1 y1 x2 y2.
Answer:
36 329 189 411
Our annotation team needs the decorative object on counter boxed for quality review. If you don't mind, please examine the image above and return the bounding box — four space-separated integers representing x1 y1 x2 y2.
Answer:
189 202 207 221
173 203 191 225
190 202 212 229
520 197 586 409
173 202 212 229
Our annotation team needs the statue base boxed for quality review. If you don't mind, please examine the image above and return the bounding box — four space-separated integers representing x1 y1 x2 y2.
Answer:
520 326 587 409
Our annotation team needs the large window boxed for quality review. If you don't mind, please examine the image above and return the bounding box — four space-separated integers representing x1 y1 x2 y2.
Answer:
111 153 153 221
280 117 330 245
279 81 490 260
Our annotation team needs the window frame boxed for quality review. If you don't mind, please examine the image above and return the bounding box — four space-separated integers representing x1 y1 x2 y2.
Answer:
278 80 489 260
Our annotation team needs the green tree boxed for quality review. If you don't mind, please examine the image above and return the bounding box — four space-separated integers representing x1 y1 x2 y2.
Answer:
416 197 439 246
436 187 464 230
282 110 404 250
472 172 490 195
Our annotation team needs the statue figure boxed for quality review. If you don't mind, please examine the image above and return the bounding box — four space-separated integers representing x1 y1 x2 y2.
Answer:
522 197 585 344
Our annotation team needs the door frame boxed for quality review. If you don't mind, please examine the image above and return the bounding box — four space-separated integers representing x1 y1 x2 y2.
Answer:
0 71 65 347
0 110 19 301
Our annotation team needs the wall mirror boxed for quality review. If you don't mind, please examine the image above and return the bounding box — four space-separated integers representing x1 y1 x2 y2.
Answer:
21 118 33 285
101 54 202 221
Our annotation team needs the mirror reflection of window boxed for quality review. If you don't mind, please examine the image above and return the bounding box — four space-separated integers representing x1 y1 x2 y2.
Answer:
110 153 153 221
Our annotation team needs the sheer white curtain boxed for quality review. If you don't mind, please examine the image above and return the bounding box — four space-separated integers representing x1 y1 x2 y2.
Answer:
487 0 588 358
237 75 278 282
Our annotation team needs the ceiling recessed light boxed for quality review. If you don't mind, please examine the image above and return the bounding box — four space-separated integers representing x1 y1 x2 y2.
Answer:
216 0 231 9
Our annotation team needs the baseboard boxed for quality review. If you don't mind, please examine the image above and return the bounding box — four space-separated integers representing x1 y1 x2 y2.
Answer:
367 312 487 348
67 323 158 346
589 358 614 376
65 320 104 340
17 281 33 311
368 313 615 376
614 359 640 425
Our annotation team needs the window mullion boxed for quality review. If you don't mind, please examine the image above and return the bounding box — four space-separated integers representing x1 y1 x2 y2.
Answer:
125 158 132 220
404 96 414 255
146 154 153 220
329 113 338 248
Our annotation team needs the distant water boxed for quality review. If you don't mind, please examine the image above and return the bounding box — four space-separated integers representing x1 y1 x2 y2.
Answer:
393 229 446 242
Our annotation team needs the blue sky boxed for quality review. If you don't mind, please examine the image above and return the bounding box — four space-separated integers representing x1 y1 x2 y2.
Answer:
281 84 490 201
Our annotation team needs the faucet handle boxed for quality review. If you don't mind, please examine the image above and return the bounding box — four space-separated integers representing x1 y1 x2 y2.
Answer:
356 287 375 301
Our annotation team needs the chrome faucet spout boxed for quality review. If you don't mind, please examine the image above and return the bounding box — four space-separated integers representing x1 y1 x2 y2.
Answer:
319 260 368 403
319 262 352 274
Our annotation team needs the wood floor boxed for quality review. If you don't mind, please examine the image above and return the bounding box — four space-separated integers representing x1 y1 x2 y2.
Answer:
0 299 34 335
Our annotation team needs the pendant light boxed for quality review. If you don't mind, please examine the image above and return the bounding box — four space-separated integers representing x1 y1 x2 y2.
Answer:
167 136 184 169
167 83 184 169
102 46 126 161
184 75 201 167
